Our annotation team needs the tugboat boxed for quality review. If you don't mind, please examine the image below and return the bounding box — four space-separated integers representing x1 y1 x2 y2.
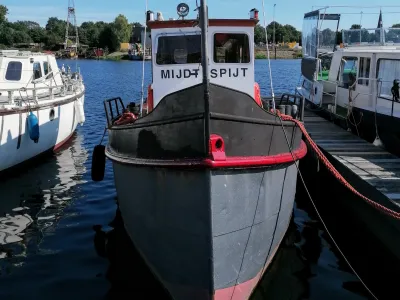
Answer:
0 50 85 173
93 1 306 299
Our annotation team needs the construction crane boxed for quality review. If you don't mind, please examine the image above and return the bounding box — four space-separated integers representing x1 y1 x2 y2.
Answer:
64 0 79 58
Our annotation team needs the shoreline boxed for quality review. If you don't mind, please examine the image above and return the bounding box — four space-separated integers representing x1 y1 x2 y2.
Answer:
78 49 303 61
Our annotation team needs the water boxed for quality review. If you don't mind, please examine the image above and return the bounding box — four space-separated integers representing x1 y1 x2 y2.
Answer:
0 59 393 299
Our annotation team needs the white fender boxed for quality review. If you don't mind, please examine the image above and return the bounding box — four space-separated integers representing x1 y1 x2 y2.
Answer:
74 96 85 125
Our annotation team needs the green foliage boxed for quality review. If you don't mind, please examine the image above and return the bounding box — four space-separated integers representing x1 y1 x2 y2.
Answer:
253 22 302 45
112 14 131 46
0 5 137 51
350 24 361 29
0 25 14 45
392 23 400 28
0 5 8 24
255 52 267 59
254 24 266 44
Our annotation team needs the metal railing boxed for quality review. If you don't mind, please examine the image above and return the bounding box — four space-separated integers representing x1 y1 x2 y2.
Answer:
337 77 399 117
103 97 125 127
342 27 400 47
0 70 83 106
263 93 305 121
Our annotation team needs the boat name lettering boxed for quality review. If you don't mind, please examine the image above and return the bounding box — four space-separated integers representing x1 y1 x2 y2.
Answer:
160 68 248 79
161 69 200 79
210 68 248 78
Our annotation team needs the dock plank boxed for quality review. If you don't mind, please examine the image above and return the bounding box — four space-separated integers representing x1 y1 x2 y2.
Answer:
303 110 400 205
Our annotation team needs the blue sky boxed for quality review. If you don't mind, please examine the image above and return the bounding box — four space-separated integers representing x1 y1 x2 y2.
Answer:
3 0 400 30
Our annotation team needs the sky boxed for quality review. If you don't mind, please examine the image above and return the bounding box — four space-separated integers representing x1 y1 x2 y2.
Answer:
2 0 400 30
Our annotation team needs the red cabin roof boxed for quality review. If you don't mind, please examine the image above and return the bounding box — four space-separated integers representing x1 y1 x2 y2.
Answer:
147 19 258 30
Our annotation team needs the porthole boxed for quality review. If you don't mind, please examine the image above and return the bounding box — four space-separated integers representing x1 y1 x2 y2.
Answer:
49 108 55 121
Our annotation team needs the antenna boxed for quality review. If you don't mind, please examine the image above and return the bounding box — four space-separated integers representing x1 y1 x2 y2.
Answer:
65 0 79 52
199 0 210 154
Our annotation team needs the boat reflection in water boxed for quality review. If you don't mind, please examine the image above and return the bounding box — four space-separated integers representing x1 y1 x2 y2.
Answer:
0 132 88 260
92 207 314 300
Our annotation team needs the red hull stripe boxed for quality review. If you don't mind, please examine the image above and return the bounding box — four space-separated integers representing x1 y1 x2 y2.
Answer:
106 140 307 168
53 132 74 152
205 140 307 168
214 232 284 300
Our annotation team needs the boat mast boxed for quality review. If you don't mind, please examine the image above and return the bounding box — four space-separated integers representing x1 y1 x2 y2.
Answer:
199 0 210 154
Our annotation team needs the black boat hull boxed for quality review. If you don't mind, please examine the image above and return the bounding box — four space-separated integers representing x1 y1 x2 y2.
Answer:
105 83 305 299
111 161 299 299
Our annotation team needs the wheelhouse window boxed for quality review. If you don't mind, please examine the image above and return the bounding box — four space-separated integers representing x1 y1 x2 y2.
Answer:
318 53 333 80
33 62 42 80
5 61 22 81
377 59 400 99
44 62 53 79
213 33 250 63
156 34 201 65
358 57 371 86
44 62 49 75
339 56 358 89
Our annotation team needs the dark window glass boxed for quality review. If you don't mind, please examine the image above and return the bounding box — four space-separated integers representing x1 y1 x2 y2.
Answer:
358 57 371 86
44 62 49 75
339 56 358 89
5 61 22 81
44 62 53 79
33 62 42 79
156 35 201 65
214 33 250 63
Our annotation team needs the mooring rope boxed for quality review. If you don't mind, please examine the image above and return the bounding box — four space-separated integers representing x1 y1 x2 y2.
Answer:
277 112 379 300
278 110 400 220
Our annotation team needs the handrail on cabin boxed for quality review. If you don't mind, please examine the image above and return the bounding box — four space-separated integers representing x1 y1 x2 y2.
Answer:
0 70 83 105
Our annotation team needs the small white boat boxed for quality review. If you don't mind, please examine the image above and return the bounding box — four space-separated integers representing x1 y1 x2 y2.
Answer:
128 49 152 61
0 50 85 173
297 7 400 155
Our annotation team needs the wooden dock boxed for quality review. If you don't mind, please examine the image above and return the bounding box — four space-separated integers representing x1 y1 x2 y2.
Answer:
303 110 400 207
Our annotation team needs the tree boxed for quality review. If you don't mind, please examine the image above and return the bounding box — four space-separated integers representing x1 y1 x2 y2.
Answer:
336 31 343 44
0 5 8 24
13 30 32 44
112 14 131 45
266 21 301 43
99 24 119 52
78 27 88 45
43 32 63 50
392 23 400 28
320 28 335 47
45 17 66 39
347 24 368 44
254 24 266 44
132 22 142 28
0 26 14 46
30 27 46 43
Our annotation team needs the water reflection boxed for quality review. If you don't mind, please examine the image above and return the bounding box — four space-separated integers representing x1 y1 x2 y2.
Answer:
0 133 88 262
93 208 171 299
94 203 368 300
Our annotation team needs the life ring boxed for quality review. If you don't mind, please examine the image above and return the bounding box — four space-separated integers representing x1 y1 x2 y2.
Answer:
114 112 137 125
254 82 263 107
